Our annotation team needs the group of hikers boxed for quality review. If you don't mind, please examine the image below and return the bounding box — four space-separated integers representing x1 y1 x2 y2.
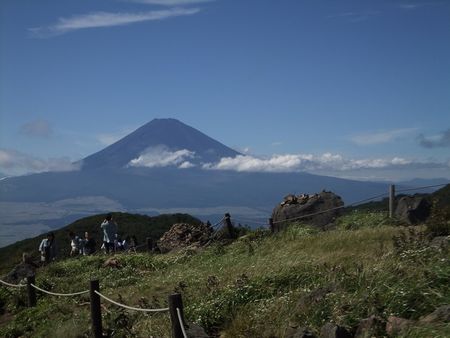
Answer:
38 214 138 264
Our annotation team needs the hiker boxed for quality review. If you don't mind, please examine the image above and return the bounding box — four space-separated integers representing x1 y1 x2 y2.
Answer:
38 232 56 264
101 214 118 254
82 231 96 255
129 235 138 253
69 231 82 256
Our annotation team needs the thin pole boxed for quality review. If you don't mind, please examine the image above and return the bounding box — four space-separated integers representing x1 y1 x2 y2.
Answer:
90 280 102 338
27 275 36 307
269 218 274 233
389 185 396 218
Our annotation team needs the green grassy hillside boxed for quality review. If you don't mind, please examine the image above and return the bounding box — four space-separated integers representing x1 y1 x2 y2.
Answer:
1 211 449 337
0 212 201 275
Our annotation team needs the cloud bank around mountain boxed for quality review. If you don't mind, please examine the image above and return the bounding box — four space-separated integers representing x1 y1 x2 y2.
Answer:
128 146 195 169
201 153 442 173
0 149 80 176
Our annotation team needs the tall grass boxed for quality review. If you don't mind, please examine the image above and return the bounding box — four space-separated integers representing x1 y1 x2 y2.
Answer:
1 216 449 337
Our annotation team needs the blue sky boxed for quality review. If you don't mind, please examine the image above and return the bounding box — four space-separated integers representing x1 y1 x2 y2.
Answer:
0 0 449 180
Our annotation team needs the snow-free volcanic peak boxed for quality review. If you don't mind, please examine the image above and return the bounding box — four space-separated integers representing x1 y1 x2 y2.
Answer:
81 118 240 170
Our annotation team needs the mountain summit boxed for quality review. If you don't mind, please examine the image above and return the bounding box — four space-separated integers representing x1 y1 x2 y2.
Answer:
81 118 240 170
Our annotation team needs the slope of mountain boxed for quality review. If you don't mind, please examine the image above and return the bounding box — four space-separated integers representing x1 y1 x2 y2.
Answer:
0 212 200 274
80 118 240 170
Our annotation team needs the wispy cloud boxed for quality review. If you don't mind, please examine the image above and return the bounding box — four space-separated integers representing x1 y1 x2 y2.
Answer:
350 128 418 146
0 149 80 176
202 153 448 173
128 146 196 168
327 10 381 23
30 8 201 37
418 129 450 148
131 0 214 5
19 119 53 138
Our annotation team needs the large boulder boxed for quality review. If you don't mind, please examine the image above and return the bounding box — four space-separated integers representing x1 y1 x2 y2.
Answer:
272 191 344 230
157 223 213 253
394 196 431 224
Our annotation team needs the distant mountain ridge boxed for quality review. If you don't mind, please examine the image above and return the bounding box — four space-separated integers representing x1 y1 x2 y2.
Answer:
81 118 240 170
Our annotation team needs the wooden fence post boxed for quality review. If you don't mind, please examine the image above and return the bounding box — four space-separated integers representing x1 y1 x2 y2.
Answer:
269 218 274 233
224 213 236 239
389 185 396 218
90 279 102 338
26 275 36 307
168 293 185 338
146 237 153 252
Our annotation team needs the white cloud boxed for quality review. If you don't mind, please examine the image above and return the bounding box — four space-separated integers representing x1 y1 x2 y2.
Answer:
0 149 80 176
350 128 418 145
202 153 447 173
179 161 195 169
128 146 195 168
30 8 201 37
19 119 53 138
131 0 214 5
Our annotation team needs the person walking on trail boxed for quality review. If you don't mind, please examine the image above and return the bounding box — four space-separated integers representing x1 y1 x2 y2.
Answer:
38 232 57 264
101 214 118 254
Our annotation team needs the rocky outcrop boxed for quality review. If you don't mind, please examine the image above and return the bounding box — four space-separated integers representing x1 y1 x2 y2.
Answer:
354 315 385 338
272 191 344 230
419 305 450 324
319 323 352 338
4 253 38 284
157 223 213 253
394 196 431 224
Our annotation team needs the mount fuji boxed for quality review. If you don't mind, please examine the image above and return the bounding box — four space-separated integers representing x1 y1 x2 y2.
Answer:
0 118 389 247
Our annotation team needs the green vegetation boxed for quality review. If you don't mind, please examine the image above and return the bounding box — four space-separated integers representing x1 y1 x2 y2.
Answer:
0 212 201 275
1 210 449 337
1 186 449 337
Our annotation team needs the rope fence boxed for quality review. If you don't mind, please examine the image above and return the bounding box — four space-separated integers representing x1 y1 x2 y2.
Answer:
94 290 169 313
30 283 89 297
396 183 448 193
176 307 188 338
0 279 26 288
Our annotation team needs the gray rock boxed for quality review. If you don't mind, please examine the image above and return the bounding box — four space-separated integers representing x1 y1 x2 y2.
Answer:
419 305 450 324
5 262 37 284
157 223 213 253
186 322 209 338
430 236 450 250
354 315 386 338
319 323 352 338
272 191 344 231
285 325 316 338
386 316 415 336
394 196 431 224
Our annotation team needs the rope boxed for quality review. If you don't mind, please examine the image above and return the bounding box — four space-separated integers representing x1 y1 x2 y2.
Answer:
94 290 169 313
0 279 26 288
211 217 224 229
176 307 188 338
31 283 89 296
396 183 448 193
